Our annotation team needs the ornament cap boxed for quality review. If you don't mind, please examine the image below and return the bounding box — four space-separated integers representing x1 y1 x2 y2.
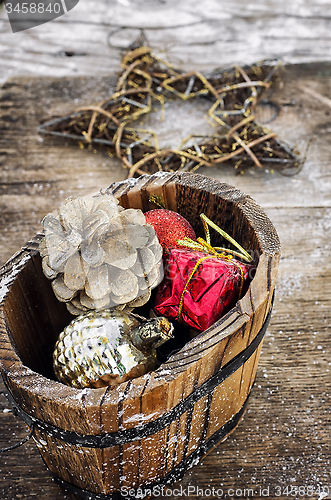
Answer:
130 317 174 351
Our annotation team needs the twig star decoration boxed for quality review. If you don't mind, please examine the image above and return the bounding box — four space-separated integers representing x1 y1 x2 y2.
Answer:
39 45 303 177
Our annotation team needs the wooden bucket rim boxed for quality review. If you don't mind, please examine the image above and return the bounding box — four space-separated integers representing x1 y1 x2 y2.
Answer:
0 172 280 408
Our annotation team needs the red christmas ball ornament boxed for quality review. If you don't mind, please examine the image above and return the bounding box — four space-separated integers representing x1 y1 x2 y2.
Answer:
145 209 196 252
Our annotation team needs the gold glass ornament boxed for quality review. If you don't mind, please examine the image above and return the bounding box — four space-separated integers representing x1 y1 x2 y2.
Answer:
53 310 174 389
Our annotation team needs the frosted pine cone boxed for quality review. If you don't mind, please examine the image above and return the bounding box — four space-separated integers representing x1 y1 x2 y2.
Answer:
39 192 163 315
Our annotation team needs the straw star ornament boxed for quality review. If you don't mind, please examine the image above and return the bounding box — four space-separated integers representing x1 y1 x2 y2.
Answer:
39 44 303 176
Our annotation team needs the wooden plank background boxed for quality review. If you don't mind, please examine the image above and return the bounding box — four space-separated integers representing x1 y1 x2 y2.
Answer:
0 1 330 499
1 0 331 84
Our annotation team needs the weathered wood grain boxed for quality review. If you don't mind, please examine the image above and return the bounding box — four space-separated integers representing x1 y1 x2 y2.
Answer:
0 60 330 500
1 0 331 84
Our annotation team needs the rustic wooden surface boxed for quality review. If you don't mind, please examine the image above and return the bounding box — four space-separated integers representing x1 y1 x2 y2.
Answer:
1 0 331 84
0 1 331 499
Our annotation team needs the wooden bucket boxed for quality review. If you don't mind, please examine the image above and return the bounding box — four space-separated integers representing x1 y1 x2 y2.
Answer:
0 172 280 499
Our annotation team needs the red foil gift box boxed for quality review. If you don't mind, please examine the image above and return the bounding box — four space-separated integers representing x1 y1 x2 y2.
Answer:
154 248 252 332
